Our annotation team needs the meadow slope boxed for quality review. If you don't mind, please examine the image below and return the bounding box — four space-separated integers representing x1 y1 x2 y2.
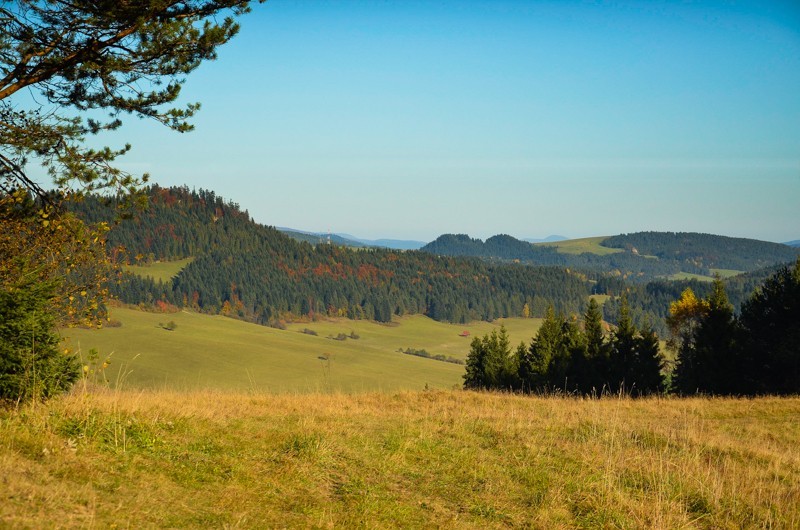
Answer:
1 391 798 528
62 307 544 392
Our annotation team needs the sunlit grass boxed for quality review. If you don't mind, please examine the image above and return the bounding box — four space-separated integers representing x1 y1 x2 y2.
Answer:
122 257 194 283
2 390 797 528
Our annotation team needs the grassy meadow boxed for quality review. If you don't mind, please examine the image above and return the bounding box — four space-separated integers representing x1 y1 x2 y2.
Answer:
1 390 798 528
62 307 544 393
122 257 194 283
536 236 622 256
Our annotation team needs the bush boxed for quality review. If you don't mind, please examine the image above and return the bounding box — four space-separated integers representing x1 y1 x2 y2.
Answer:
0 281 80 404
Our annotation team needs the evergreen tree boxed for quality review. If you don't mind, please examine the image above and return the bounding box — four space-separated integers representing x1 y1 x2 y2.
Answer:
738 259 800 395
632 324 665 395
608 296 664 395
518 307 561 392
692 278 739 394
583 298 609 393
463 326 515 390
0 280 80 404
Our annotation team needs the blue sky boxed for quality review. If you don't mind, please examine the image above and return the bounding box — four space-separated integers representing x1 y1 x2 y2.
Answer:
93 0 799 242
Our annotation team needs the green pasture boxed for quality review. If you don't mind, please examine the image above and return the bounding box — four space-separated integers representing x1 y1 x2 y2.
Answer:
62 308 544 393
666 272 718 282
710 268 744 278
588 294 611 305
536 236 622 255
123 257 194 283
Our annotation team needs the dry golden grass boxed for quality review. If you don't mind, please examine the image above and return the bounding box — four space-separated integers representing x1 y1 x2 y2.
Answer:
2 389 798 528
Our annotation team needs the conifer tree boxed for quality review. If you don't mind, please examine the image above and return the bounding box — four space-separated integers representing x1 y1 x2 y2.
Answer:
738 259 800 395
463 326 515 390
583 298 609 393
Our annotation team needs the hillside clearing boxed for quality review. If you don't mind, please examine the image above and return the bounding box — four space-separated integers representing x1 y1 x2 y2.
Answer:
536 236 623 255
1 391 797 528
123 257 194 283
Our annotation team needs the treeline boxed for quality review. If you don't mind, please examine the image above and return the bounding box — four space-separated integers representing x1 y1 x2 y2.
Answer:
602 231 799 272
464 298 663 396
73 186 591 325
466 260 800 396
669 261 800 395
601 265 783 337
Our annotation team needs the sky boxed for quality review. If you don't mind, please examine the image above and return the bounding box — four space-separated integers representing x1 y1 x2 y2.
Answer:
55 1 800 242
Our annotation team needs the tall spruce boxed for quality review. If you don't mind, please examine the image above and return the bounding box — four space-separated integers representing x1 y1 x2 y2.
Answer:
463 326 515 390
738 259 800 395
583 298 609 393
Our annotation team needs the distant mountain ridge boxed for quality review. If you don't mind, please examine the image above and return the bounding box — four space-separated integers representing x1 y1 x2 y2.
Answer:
784 240 800 248
277 228 367 248
278 228 425 250
336 234 426 250
421 231 799 280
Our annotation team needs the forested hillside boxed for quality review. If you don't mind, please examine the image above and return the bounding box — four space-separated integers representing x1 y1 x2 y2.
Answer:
71 187 793 335
72 186 590 325
422 233 708 279
601 232 799 271
423 232 798 281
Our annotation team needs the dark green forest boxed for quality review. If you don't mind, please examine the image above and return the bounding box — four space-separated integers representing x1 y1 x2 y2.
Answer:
72 186 589 325
602 232 798 271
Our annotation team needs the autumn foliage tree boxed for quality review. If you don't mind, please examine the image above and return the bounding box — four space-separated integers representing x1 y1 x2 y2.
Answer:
1 1 261 402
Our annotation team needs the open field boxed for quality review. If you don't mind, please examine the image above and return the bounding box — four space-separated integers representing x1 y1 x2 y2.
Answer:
122 257 194 283
536 236 623 255
666 272 718 282
2 390 798 528
62 307 544 393
710 268 745 278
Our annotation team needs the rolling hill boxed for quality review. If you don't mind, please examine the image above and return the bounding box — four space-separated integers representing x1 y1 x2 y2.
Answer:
422 231 798 280
71 186 591 327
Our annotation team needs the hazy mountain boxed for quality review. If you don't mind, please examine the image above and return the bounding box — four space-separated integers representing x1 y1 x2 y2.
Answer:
523 235 568 243
337 234 426 250
277 228 367 248
784 240 800 248
277 229 425 250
